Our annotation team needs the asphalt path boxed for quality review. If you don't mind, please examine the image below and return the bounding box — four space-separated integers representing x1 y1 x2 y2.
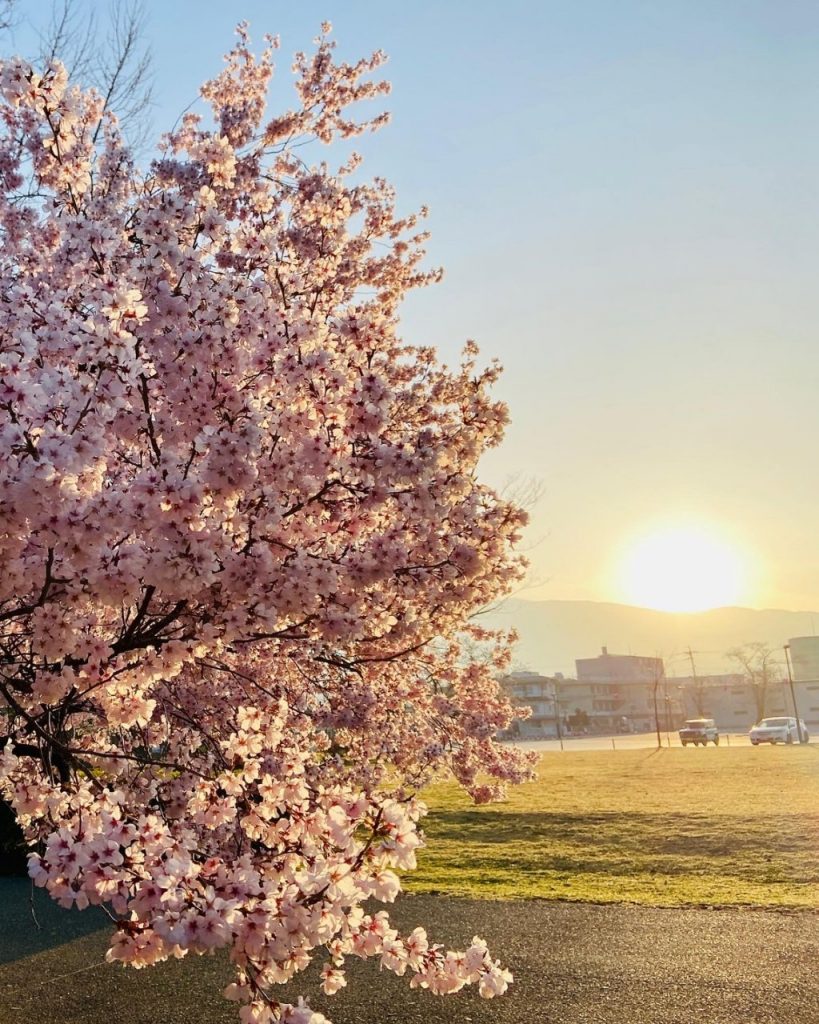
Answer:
1 883 818 1023
511 730 766 751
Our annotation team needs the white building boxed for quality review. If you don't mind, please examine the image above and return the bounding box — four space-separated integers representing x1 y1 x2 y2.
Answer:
499 671 559 737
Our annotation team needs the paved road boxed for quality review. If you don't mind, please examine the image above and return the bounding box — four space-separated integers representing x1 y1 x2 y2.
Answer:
510 730 765 752
1 883 818 1023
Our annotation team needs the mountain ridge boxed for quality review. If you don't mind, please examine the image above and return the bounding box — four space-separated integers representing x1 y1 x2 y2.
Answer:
482 598 819 677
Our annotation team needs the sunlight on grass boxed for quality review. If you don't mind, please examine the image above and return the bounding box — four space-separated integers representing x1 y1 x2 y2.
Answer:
408 747 819 907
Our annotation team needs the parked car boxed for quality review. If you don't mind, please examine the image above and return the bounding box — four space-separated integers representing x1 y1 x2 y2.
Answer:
749 717 809 745
679 718 719 746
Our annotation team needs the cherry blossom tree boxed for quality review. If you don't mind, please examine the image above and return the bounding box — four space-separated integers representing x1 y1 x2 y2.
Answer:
0 23 533 1024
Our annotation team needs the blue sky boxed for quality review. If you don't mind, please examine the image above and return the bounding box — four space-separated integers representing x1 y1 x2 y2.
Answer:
11 1 819 609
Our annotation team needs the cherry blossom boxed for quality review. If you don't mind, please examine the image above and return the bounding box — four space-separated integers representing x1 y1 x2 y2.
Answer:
0 22 534 1024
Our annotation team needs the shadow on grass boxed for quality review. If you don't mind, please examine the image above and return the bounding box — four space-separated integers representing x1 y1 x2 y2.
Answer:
422 809 819 871
0 878 109 965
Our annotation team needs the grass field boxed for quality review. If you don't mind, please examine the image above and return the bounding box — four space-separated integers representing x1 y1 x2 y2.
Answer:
1 747 818 1023
406 746 819 907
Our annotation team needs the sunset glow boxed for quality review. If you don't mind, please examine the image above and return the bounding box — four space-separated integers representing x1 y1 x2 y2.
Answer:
617 527 748 612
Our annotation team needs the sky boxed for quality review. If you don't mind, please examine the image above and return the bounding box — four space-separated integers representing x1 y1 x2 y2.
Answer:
10 1 819 611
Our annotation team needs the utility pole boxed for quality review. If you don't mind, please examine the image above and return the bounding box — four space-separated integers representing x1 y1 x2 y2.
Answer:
686 647 702 717
553 679 564 751
652 666 662 749
784 644 805 743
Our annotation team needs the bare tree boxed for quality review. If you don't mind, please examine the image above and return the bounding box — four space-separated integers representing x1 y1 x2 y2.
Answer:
726 642 781 721
0 1 14 33
473 473 546 619
31 1 153 145
681 647 709 717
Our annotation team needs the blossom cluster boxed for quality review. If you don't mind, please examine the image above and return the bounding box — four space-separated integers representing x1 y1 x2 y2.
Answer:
0 23 533 1024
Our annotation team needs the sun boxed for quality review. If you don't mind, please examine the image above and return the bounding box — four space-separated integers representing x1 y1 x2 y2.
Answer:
616 526 747 612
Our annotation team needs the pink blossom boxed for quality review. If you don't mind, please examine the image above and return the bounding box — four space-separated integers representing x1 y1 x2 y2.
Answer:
320 965 347 996
0 21 534 1024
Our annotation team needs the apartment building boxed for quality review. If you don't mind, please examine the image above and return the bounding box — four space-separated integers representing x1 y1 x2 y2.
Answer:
570 647 667 732
499 671 558 737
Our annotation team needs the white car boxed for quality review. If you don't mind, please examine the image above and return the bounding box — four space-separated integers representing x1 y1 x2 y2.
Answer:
749 717 809 745
679 718 719 746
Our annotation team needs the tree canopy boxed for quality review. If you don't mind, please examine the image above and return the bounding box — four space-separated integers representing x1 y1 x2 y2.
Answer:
0 24 531 1024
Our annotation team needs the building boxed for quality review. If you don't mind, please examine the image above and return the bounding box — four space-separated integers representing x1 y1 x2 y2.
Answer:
502 644 817 738
785 637 819 731
570 647 667 732
499 671 558 737
575 648 665 687
643 673 799 732
572 650 797 734
668 673 756 730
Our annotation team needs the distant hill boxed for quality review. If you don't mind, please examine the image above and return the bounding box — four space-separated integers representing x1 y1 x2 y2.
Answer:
482 599 819 677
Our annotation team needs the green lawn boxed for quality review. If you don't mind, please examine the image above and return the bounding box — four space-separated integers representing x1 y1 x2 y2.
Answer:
406 746 819 907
